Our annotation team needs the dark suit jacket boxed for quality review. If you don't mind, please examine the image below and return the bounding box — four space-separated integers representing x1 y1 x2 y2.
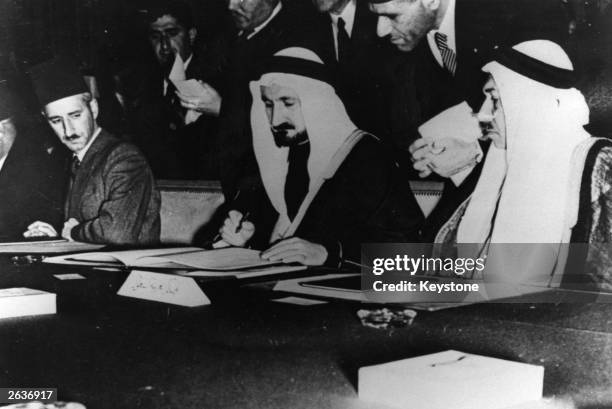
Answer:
401 0 569 241
65 130 161 245
127 50 220 179
409 0 566 119
230 134 424 268
0 132 65 241
311 1 401 141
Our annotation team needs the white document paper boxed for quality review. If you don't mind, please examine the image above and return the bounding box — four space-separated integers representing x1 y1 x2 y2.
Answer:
44 247 283 271
418 101 481 145
0 239 105 254
181 264 307 279
272 296 328 306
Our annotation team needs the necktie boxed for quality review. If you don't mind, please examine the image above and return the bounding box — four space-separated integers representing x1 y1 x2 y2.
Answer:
434 32 457 75
284 143 310 221
68 155 80 194
336 17 350 63
70 156 80 178
164 78 186 127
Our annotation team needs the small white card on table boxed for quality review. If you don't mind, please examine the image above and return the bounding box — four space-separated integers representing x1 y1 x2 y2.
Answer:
117 270 210 307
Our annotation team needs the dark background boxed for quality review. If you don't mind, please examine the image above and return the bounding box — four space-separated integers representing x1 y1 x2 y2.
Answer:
0 0 612 137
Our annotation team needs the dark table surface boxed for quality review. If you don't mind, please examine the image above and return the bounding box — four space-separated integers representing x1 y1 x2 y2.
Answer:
1 256 612 409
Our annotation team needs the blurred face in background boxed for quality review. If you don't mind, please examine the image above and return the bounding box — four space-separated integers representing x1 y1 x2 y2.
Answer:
149 14 197 71
228 0 277 32
0 117 17 161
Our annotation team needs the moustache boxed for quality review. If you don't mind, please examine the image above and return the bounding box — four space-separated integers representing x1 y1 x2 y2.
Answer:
65 134 80 141
271 123 294 132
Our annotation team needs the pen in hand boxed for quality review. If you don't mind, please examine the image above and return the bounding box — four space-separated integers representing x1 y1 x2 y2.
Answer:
235 211 250 233
211 211 251 249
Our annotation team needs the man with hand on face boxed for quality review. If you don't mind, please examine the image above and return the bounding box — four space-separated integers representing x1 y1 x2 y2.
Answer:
24 56 161 245
367 0 568 241
216 47 423 267
129 0 221 179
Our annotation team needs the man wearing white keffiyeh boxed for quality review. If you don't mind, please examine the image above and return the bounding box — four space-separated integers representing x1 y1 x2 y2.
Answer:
215 47 423 268
435 40 612 288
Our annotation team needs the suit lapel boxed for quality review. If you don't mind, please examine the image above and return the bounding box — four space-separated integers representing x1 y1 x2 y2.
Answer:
66 130 111 216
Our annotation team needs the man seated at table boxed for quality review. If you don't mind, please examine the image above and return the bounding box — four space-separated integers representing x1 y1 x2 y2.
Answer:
215 47 423 267
0 79 65 241
24 56 161 245
432 40 612 287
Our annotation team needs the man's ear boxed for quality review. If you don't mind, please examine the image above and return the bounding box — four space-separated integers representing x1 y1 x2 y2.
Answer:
188 27 197 45
89 98 99 121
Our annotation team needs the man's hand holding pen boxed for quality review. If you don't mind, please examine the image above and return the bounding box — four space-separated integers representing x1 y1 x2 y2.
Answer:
215 210 255 248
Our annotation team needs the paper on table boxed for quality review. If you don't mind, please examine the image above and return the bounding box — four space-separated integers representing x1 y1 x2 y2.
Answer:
0 239 105 254
44 247 201 268
274 273 367 301
161 247 280 270
272 296 328 306
181 264 307 278
44 247 283 271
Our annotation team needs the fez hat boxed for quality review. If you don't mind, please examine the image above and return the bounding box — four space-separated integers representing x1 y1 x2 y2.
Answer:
29 56 89 107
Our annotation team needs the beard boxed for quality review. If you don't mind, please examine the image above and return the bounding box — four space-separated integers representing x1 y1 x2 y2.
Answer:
271 125 308 148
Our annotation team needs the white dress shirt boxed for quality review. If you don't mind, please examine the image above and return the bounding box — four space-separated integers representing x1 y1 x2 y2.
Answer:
76 127 102 163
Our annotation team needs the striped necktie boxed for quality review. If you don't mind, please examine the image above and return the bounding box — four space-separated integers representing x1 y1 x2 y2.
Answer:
434 32 457 75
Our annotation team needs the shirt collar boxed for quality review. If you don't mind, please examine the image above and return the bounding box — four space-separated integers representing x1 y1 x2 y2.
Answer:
246 1 283 40
426 0 456 66
0 155 7 173
76 127 102 162
330 0 356 37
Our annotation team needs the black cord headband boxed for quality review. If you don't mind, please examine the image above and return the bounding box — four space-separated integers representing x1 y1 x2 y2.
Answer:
493 47 577 89
255 56 334 86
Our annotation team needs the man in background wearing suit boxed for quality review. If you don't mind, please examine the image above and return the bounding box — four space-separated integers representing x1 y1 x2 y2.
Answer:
368 0 568 240
0 80 64 241
128 0 221 179
24 57 161 245
309 0 399 140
